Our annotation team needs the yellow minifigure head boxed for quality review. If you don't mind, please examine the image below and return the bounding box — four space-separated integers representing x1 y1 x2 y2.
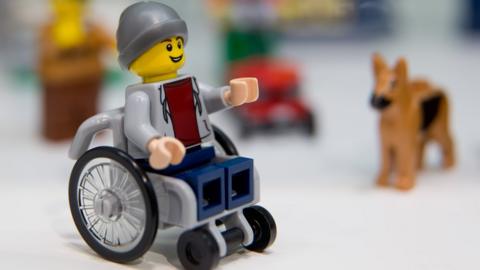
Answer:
129 36 186 83
50 0 88 49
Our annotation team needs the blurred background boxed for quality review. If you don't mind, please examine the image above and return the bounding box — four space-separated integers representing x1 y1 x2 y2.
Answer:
1 0 480 269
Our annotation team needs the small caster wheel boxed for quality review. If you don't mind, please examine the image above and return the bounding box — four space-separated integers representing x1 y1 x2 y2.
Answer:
177 229 220 270
243 206 277 252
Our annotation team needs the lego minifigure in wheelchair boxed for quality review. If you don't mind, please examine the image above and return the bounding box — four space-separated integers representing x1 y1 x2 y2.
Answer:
68 2 276 270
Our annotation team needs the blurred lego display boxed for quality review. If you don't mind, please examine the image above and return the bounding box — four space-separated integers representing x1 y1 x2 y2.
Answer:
208 0 392 39
278 0 392 38
229 58 315 137
38 0 113 141
226 0 277 63
208 0 317 138
465 0 480 31
370 54 455 191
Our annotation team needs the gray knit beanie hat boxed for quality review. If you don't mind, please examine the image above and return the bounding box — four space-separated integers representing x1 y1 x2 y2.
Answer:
116 1 188 69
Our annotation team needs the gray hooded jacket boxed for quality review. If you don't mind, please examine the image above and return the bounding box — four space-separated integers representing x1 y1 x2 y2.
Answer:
124 75 231 159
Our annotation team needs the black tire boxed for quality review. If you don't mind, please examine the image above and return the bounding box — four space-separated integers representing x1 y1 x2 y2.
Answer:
69 147 158 263
243 206 277 252
212 124 239 156
177 229 220 270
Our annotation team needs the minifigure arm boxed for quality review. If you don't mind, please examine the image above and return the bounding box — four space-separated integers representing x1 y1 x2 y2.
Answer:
125 91 161 152
198 81 232 114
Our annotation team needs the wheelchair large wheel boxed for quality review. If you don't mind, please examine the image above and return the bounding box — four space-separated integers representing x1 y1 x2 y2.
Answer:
69 147 158 263
212 125 239 156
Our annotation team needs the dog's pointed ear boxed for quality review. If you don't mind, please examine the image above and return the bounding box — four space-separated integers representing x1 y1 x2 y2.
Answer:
394 57 408 83
372 53 387 78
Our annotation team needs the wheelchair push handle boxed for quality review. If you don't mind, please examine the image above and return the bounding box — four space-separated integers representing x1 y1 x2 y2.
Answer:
69 108 126 160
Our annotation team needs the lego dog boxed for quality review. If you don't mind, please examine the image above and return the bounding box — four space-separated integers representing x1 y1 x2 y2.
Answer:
371 54 455 190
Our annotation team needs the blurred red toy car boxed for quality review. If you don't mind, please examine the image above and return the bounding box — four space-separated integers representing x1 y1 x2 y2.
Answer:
229 58 316 137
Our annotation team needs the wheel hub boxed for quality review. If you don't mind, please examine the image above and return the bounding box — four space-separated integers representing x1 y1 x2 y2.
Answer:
94 189 123 222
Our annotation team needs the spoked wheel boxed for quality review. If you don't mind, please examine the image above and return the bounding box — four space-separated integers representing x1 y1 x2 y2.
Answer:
243 206 277 252
69 147 158 263
212 124 239 156
177 229 220 270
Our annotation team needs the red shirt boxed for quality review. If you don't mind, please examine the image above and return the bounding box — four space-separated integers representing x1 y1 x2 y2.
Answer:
163 78 201 147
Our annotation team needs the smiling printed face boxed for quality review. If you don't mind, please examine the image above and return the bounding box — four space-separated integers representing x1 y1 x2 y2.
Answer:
130 35 186 82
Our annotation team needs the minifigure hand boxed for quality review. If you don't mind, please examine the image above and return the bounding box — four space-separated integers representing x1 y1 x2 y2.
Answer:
147 137 186 170
226 78 259 106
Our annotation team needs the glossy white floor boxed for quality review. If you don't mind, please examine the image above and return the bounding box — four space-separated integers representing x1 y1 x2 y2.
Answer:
1 3 480 268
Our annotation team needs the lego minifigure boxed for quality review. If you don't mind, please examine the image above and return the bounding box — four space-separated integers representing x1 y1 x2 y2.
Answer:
371 54 455 191
38 0 113 141
116 2 258 169
68 2 276 269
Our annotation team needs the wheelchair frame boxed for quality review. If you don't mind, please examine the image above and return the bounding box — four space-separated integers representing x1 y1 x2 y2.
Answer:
68 108 276 269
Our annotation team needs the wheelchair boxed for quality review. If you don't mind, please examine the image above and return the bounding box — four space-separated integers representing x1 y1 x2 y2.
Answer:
68 108 277 270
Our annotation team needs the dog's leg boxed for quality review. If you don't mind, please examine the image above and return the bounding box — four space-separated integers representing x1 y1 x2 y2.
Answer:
443 133 455 168
376 143 392 187
430 93 455 168
434 131 455 169
394 142 416 191
429 117 455 169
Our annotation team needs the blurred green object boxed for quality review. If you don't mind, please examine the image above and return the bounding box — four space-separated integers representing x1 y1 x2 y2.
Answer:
11 68 38 91
225 28 277 63
103 69 125 87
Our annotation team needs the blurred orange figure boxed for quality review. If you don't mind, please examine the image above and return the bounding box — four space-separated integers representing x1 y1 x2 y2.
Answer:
38 0 113 141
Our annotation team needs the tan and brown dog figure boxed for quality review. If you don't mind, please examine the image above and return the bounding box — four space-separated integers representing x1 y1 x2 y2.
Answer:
370 54 455 191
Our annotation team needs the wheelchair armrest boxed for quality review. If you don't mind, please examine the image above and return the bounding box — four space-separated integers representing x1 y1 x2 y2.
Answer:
69 108 125 160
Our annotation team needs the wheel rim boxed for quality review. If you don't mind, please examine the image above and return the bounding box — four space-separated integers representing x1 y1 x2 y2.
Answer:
76 158 147 253
249 219 263 243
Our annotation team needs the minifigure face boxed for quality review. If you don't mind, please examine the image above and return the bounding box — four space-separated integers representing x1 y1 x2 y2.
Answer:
129 36 186 80
371 54 408 110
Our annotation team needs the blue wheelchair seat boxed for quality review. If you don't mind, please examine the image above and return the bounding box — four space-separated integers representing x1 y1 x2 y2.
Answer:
137 146 254 220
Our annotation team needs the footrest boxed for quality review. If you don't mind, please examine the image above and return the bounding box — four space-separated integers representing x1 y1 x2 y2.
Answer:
176 165 226 220
216 157 254 210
